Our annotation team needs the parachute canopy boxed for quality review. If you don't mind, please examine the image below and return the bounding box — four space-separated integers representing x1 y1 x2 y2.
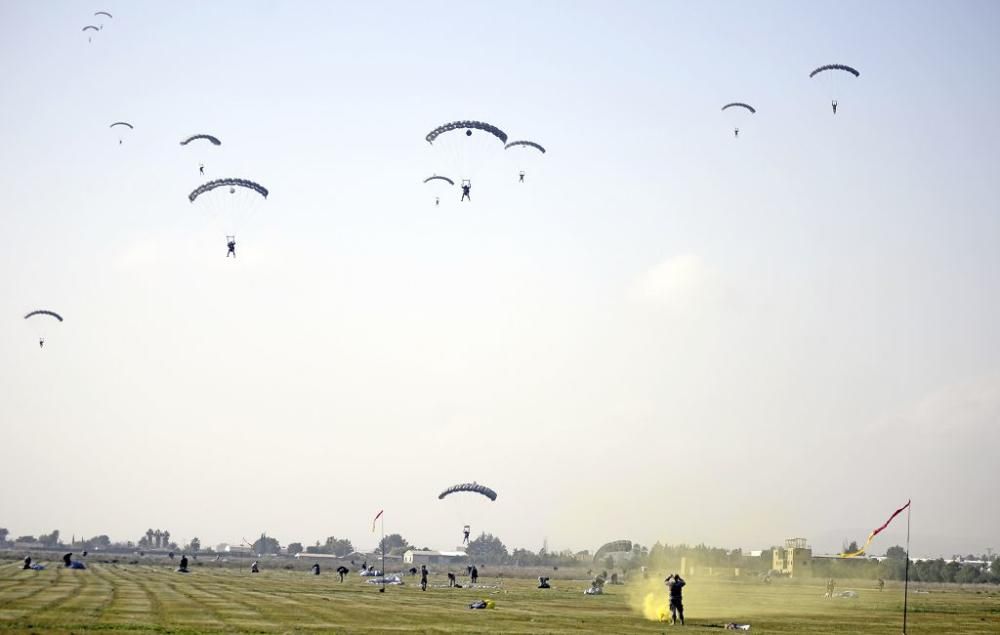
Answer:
95 11 113 18
438 482 497 502
82 25 99 32
24 310 63 322
109 122 134 129
188 178 269 203
809 64 860 78
180 134 222 146
426 121 507 145
423 175 455 185
721 102 756 113
505 140 546 153
593 540 632 562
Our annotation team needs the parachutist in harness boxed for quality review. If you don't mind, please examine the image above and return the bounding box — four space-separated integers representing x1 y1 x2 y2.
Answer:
199 164 204 176
519 171 525 183
435 196 440 207
734 128 739 138
463 525 470 544
832 100 838 114
461 180 471 202
39 338 45 349
226 237 236 258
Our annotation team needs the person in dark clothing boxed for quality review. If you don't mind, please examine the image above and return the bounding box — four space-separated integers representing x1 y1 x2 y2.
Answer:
734 128 740 138
199 163 205 176
39 338 44 349
537 576 551 589
877 578 885 592
461 181 471 202
665 573 686 625
832 100 838 114
63 553 73 567
470 565 479 584
408 567 417 576
22 557 32 570
448 572 457 587
420 565 428 591
519 171 525 183
226 238 236 258
463 525 470 544
311 563 320 575
177 555 189 573
435 196 440 207
250 561 260 573
336 565 349 582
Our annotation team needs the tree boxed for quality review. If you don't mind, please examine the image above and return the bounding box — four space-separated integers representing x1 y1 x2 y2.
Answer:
885 545 907 560
189 537 201 553
375 534 409 556
145 529 154 547
324 537 354 557
38 530 60 547
466 533 509 564
253 533 282 555
0 528 8 547
163 531 171 548
842 540 860 555
286 542 304 556
15 535 36 544
153 529 162 548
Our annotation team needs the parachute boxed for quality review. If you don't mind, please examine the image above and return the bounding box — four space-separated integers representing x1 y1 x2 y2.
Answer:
721 103 756 113
109 122 134 129
809 64 860 78
423 175 455 185
94 11 113 18
24 310 63 322
593 540 632 562
188 178 268 203
504 140 546 153
180 134 222 146
426 121 507 145
438 482 497 502
82 25 99 32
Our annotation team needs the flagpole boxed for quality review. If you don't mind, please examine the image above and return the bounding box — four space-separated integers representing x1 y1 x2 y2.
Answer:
902 501 911 634
380 513 386 593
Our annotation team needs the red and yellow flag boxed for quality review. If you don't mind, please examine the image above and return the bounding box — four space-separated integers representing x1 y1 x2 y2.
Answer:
840 500 911 558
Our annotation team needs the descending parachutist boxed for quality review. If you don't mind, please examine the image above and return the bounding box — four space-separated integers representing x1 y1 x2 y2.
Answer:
199 164 204 176
734 128 739 138
832 100 838 114
435 196 440 206
461 181 471 202
39 338 45 349
519 171 525 183
227 238 236 258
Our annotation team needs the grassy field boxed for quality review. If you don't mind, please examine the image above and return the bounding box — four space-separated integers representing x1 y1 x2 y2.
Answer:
0 561 997 633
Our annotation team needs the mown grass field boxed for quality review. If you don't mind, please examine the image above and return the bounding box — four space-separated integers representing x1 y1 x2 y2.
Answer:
0 561 997 633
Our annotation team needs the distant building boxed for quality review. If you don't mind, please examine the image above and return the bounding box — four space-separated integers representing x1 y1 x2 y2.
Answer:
13 541 46 550
403 550 469 566
772 538 813 578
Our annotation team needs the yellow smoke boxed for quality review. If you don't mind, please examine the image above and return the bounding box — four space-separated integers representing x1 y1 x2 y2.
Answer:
627 575 671 622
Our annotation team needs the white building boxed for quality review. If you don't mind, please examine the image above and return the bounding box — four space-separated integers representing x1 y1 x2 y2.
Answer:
403 550 469 566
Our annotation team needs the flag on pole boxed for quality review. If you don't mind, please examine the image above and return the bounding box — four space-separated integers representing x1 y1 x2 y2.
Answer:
372 509 383 533
840 500 911 558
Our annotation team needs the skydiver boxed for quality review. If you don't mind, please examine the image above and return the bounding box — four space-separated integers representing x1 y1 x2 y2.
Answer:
39 338 45 349
463 525 470 544
519 171 525 183
832 100 838 115
461 181 471 202
226 238 236 258
734 128 739 138
336 565 349 582
311 563 321 575
435 196 440 207
665 573 686 625
420 564 428 591
470 565 479 584
199 163 205 176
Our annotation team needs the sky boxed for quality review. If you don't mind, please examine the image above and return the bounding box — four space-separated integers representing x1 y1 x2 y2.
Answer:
1 0 998 558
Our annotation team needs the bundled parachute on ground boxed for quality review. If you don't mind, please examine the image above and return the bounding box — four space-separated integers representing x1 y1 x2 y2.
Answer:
593 540 632 562
438 482 497 501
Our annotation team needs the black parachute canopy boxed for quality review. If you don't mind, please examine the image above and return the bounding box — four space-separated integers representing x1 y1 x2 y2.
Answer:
504 140 546 153
82 25 99 32
24 310 63 322
423 175 455 185
593 540 632 562
426 121 508 145
94 11 113 18
180 134 222 146
809 64 860 78
721 102 757 113
109 121 134 129
438 482 497 502
188 178 269 203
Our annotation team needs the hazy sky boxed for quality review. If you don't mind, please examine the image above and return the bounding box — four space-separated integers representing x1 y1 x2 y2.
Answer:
1 1 998 558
